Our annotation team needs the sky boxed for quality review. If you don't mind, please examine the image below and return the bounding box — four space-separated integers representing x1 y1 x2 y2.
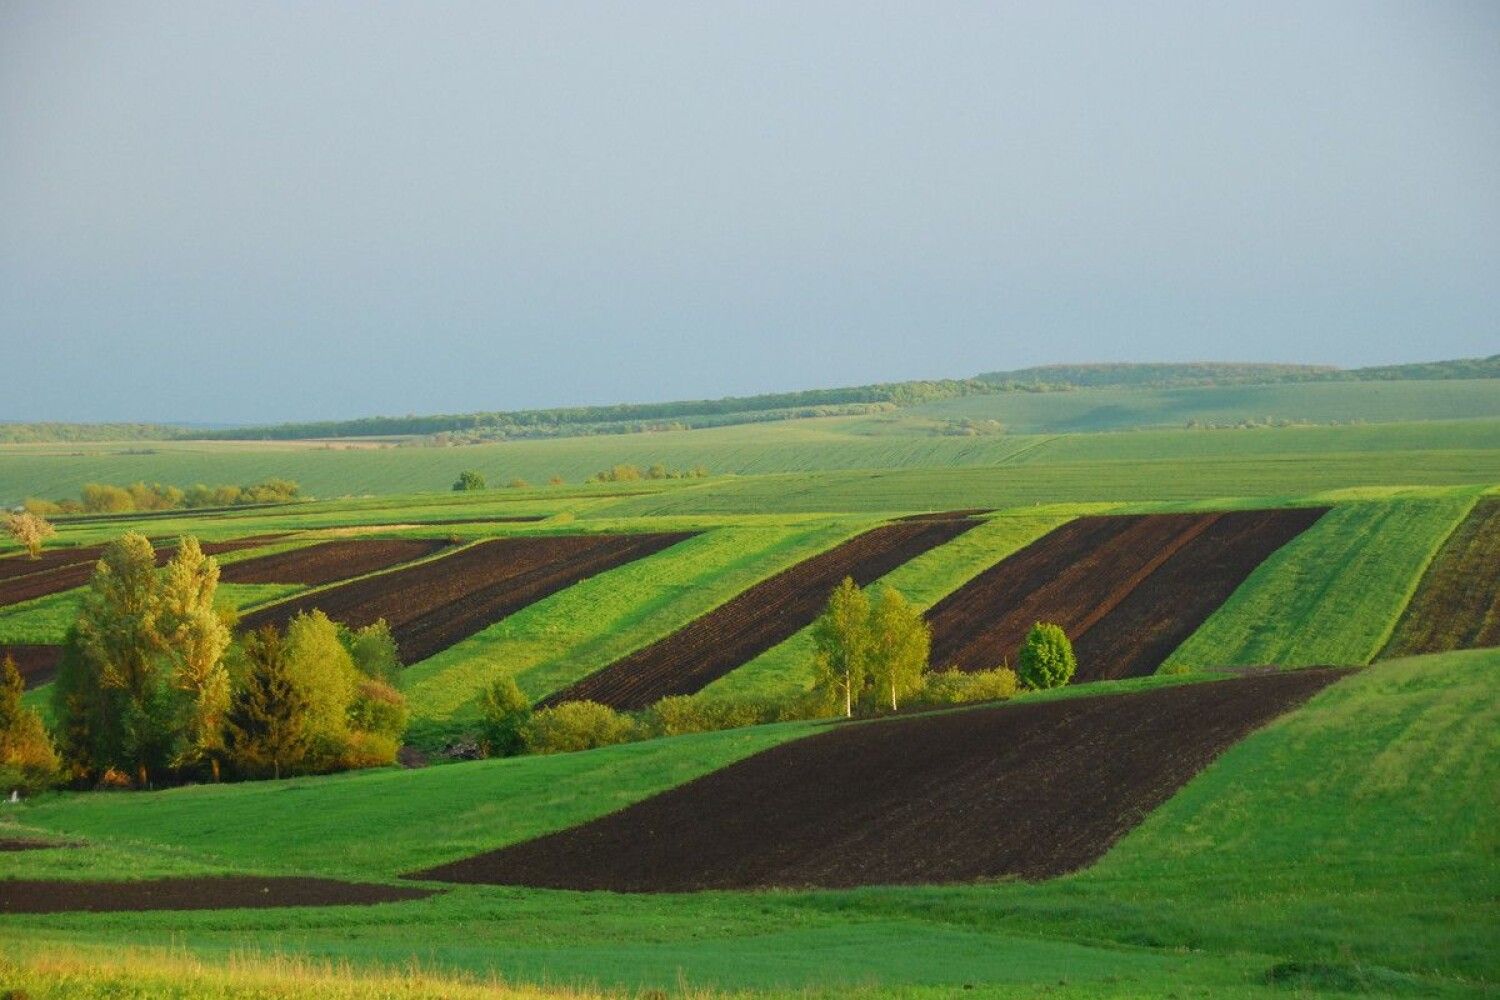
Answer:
1 2 1497 424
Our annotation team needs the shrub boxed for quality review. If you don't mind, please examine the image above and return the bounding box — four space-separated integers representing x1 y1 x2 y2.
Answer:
1018 622 1076 690
915 667 1018 706
335 730 400 770
478 676 531 757
643 693 791 738
521 701 638 755
508 478 531 489
340 619 401 683
547 474 565 486
452 470 486 491
348 678 409 742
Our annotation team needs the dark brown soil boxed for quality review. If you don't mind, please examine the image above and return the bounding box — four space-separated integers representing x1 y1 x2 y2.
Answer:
1 645 64 689
543 519 981 710
219 538 448 586
0 536 286 608
0 876 436 913
0 838 80 852
0 545 110 581
240 533 693 664
415 668 1348 892
1381 498 1500 658
926 509 1326 680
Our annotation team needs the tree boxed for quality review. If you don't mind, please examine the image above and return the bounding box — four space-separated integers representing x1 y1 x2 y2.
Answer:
478 675 531 757
0 652 59 795
811 577 873 718
56 533 175 785
3 511 56 560
866 587 930 712
282 610 361 767
341 619 401 683
452 470 486 491
158 537 232 780
224 627 310 780
1017 622 1076 690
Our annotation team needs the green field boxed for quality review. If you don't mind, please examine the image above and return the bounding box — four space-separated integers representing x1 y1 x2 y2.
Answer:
3 650 1494 997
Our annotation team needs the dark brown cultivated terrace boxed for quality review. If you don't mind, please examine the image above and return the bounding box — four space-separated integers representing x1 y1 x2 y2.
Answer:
542 517 982 710
1 645 64 689
218 538 449 586
925 508 1327 681
0 876 436 913
0 536 287 608
1381 497 1500 658
239 533 694 665
413 667 1350 892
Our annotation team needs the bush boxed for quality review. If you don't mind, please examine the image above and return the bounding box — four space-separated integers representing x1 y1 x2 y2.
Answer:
1018 622 1076 690
507 478 531 489
521 701 638 755
452 470 486 491
340 619 401 683
478 676 531 757
915 667 1018 706
348 679 409 742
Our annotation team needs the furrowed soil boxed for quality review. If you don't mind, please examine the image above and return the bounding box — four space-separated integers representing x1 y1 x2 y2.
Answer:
414 668 1349 891
0 876 435 913
218 538 447 586
1380 498 1500 657
926 509 1325 680
239 533 693 664
0 546 111 581
1 644 63 688
0 536 285 608
543 518 980 710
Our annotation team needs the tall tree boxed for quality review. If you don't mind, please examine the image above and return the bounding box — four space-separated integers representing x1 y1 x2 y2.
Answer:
58 533 175 785
158 537 233 780
811 577 873 718
867 587 931 712
224 627 310 780
3 511 56 560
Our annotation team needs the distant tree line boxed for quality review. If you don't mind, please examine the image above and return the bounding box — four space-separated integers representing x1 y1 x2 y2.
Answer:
23 479 301 517
976 354 1500 389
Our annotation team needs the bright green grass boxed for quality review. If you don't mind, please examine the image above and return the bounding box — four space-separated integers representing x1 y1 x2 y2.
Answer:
3 415 1495 508
0 582 303 645
705 511 1078 701
400 520 870 746
2 652 1493 997
1163 495 1478 668
906 378 1500 433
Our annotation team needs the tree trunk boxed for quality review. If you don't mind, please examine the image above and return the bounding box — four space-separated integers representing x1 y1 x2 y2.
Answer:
210 757 220 783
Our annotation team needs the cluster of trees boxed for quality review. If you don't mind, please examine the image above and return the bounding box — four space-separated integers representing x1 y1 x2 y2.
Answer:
587 463 709 483
39 533 404 790
3 511 55 559
24 479 301 516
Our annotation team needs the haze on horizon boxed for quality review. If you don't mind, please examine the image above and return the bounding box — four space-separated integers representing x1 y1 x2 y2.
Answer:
2 2 1496 425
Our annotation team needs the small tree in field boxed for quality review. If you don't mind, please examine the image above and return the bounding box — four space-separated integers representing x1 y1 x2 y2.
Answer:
478 675 531 757
452 470 486 491
867 588 930 711
1017 622 1076 690
3 511 56 560
811 577 872 717
225 627 310 780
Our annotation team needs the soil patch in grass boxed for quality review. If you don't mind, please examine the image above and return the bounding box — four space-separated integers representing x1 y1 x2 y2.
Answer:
219 538 447 587
0 876 436 913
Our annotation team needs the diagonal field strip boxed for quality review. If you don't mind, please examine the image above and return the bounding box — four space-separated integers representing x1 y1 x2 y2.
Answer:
239 533 694 665
1379 497 1500 657
412 668 1349 891
540 517 982 710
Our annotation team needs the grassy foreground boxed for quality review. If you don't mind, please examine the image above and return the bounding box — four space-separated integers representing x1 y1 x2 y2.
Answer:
2 650 1494 997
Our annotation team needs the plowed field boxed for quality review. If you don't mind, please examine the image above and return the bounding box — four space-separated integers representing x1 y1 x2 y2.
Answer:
926 508 1326 680
1 644 63 689
543 518 980 710
219 538 447 586
239 533 692 664
1381 498 1500 657
0 876 434 913
0 536 285 608
415 668 1348 891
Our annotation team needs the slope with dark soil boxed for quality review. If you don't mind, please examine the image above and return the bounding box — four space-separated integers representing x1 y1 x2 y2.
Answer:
1 645 64 689
926 508 1325 679
415 668 1348 892
0 536 286 608
219 538 448 586
0 876 435 913
239 533 693 664
543 518 980 710
1380 498 1500 658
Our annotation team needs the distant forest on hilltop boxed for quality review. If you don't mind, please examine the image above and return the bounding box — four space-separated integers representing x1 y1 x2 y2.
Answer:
3 354 1494 445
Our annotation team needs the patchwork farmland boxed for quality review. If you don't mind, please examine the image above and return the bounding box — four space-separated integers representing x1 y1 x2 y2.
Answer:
0 384 1496 999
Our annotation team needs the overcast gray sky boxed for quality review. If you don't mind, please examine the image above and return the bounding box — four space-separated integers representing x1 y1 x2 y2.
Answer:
2 2 1496 423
